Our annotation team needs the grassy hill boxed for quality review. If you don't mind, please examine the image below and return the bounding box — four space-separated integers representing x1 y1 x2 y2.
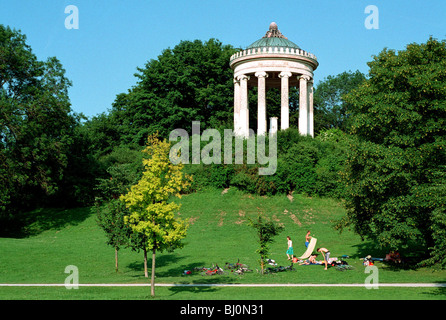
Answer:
1 188 445 300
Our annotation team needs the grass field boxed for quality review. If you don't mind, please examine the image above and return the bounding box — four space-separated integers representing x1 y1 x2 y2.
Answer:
1 188 445 300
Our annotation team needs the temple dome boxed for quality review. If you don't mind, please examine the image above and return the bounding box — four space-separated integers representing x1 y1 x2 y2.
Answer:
247 37 300 49
246 22 300 49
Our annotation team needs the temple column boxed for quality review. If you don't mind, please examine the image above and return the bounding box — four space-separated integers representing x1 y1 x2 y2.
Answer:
269 117 278 136
238 74 250 138
233 78 241 135
279 71 292 130
255 71 268 136
308 79 314 137
299 75 310 135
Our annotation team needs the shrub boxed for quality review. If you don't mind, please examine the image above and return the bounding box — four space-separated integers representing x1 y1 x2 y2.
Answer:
181 128 349 199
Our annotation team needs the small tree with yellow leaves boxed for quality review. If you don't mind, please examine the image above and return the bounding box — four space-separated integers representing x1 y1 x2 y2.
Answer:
120 134 190 297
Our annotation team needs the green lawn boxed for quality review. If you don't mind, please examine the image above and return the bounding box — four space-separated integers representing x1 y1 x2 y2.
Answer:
1 188 445 300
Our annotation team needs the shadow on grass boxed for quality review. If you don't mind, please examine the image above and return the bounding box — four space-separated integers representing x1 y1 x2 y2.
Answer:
167 274 244 297
419 281 446 299
126 256 237 297
351 240 430 271
127 253 247 280
127 254 186 276
167 279 224 297
1 206 92 238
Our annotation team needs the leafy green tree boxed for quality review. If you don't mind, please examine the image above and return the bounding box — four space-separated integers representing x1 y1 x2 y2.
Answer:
120 134 190 297
313 70 366 134
54 113 103 207
107 39 237 145
249 213 284 274
80 112 124 160
0 25 83 224
416 166 446 267
95 199 132 272
340 37 446 267
315 128 350 198
94 151 144 272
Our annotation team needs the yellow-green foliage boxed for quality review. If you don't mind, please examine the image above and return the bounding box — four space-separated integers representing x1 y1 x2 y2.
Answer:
120 134 191 252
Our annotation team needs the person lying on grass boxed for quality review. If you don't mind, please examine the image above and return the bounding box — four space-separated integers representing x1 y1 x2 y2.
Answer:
299 254 321 265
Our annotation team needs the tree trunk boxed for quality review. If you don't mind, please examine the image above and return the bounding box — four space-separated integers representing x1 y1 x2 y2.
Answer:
260 256 264 275
151 248 156 297
143 247 148 278
115 247 119 273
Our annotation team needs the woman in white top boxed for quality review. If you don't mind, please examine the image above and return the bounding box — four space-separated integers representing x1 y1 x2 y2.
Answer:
286 236 294 260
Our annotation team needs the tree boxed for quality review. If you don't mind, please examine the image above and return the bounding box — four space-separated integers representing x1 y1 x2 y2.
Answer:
340 37 446 267
120 134 191 297
249 213 284 274
106 39 238 146
0 25 85 227
95 199 132 272
94 157 143 272
314 128 350 199
313 70 366 134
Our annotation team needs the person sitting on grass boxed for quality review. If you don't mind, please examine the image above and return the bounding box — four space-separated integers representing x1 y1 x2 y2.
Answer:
317 247 330 270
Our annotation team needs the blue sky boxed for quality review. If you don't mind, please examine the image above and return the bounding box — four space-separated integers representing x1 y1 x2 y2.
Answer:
1 0 445 118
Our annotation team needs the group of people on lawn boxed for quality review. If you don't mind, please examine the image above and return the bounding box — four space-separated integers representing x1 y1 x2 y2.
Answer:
286 231 330 270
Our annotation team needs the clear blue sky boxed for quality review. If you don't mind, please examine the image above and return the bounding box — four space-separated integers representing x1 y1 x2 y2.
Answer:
1 0 445 118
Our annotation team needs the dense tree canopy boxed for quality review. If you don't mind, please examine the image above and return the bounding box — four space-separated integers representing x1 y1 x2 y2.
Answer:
0 25 96 230
1 26 70 212
340 37 446 266
313 70 366 134
106 39 238 145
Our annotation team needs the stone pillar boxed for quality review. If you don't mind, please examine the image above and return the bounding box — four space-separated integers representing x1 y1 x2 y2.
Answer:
238 74 250 138
279 71 292 130
299 75 310 135
233 78 241 136
308 79 314 137
269 117 278 136
255 71 268 136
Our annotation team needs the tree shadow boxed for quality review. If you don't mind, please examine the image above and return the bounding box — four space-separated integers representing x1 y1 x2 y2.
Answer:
351 240 426 271
350 241 384 260
126 256 240 297
127 261 145 274
167 274 241 297
160 261 206 278
420 282 446 298
1 206 92 238
127 254 192 278
167 278 223 297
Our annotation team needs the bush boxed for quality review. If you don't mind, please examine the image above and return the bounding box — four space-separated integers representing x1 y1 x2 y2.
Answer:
181 128 349 198
284 142 319 195
230 165 259 194
315 128 350 198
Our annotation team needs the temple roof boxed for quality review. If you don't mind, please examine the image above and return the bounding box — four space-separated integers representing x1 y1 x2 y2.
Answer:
246 22 300 50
